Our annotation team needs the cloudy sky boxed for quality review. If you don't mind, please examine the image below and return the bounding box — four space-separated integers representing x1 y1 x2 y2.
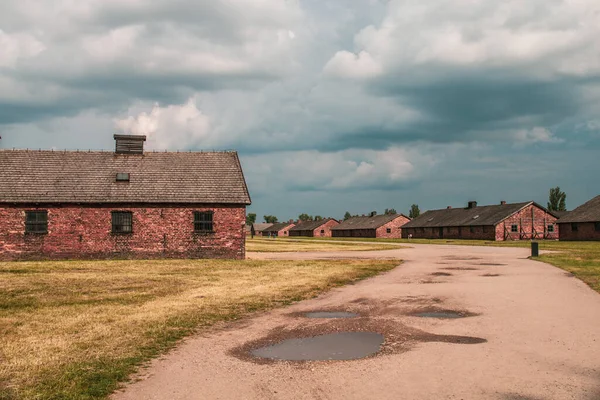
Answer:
1 0 599 221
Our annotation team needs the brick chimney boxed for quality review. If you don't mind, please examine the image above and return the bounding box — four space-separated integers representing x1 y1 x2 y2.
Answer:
447 206 452 209
114 134 146 154
500 200 506 205
467 201 477 209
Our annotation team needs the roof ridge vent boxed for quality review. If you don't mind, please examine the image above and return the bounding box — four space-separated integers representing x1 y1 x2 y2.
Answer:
114 134 146 155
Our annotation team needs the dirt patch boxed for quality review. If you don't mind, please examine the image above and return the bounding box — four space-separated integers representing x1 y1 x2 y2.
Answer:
419 279 445 284
406 307 479 319
478 263 506 266
443 256 482 261
441 267 480 271
230 317 487 364
431 272 452 276
481 273 501 277
288 311 360 319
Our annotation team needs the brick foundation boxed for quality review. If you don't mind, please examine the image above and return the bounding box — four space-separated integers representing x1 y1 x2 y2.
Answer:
0 204 246 260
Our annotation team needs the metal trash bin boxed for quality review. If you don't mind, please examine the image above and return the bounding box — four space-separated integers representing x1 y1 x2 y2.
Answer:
531 242 539 257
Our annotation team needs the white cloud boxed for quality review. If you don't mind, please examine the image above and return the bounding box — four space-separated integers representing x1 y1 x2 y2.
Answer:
325 0 600 80
512 127 564 145
243 146 438 193
323 50 382 78
115 99 211 150
0 29 45 67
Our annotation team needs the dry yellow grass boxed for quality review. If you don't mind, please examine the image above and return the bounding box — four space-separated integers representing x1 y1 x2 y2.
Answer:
246 237 403 252
0 258 398 399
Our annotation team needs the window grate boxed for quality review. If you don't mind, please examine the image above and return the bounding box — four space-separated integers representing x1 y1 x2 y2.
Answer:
595 222 600 232
194 211 214 233
511 224 518 233
547 224 554 233
112 211 133 234
26 211 48 234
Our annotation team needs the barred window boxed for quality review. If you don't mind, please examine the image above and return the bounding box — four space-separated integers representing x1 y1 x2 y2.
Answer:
386 228 391 234
470 226 475 234
194 211 214 233
547 225 555 233
511 225 518 233
25 211 48 234
595 222 600 232
112 211 133 234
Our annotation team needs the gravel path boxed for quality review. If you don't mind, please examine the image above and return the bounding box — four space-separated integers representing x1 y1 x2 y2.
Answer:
113 244 600 400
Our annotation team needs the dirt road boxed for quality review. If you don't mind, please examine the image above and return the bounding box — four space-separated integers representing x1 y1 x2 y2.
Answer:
113 244 600 400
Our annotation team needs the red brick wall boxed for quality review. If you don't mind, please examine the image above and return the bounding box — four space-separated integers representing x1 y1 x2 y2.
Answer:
496 204 558 241
0 204 246 260
375 215 410 238
312 219 339 237
402 204 558 241
262 224 294 237
558 222 600 241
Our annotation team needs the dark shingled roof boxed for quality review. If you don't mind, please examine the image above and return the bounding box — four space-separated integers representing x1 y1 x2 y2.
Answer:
402 202 555 228
331 214 409 230
262 222 295 233
289 218 338 232
0 150 251 204
557 195 600 223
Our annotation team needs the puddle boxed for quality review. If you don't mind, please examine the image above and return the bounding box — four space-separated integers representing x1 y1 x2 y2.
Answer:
441 267 479 271
232 317 486 364
431 272 452 276
305 312 359 319
478 263 506 266
251 332 384 361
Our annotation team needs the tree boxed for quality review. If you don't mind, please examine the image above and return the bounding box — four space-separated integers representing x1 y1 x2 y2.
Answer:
384 208 397 215
548 187 567 212
314 215 323 221
409 204 420 219
344 211 352 220
264 215 278 223
298 213 313 222
246 213 256 225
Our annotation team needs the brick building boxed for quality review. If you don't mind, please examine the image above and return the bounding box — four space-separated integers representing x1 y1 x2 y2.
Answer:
250 223 273 237
0 135 251 260
261 222 295 237
558 195 600 241
402 201 558 241
289 219 339 237
331 214 410 238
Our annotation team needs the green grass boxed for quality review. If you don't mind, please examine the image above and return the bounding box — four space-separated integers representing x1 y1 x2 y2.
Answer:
279 236 600 293
0 258 398 399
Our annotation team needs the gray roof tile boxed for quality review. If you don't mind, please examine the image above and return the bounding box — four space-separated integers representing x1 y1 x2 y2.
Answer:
557 195 600 223
0 150 251 204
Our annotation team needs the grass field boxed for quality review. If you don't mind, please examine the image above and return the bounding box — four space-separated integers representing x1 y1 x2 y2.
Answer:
274 237 600 293
0 258 398 400
246 237 402 252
